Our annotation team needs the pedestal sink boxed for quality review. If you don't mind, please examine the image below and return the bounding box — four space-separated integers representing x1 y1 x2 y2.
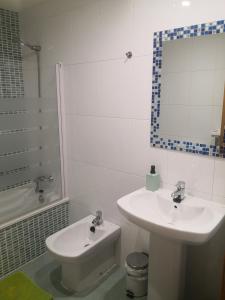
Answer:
117 188 225 300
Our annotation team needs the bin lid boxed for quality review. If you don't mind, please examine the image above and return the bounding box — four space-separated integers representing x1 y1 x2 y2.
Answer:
126 252 148 270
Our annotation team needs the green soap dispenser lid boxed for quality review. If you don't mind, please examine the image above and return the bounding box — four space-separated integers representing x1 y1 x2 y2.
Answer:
150 165 156 174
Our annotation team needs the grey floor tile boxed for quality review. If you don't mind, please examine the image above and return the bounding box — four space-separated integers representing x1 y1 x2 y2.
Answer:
20 253 147 300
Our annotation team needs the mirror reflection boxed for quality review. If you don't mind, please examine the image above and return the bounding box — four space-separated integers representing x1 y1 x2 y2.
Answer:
160 33 225 148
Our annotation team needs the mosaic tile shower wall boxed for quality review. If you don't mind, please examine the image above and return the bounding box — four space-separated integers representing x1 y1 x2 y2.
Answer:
0 201 69 278
0 8 24 98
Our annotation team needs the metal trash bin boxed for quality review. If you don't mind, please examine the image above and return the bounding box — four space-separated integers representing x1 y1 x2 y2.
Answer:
125 252 148 298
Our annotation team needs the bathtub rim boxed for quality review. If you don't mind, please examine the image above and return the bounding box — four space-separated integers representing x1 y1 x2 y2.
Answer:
0 197 69 230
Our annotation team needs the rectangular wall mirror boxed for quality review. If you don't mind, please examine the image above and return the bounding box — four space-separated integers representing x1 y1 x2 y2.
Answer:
151 20 225 158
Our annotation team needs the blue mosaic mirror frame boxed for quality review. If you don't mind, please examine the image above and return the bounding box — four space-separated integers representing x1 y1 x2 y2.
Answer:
150 20 225 158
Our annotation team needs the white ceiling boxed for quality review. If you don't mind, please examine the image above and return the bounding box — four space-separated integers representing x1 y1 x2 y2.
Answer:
0 0 46 11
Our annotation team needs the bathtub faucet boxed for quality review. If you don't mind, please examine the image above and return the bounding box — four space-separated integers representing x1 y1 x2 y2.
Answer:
34 175 54 193
90 210 103 233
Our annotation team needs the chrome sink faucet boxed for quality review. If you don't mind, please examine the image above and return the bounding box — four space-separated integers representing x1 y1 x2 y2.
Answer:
90 210 103 232
171 181 185 203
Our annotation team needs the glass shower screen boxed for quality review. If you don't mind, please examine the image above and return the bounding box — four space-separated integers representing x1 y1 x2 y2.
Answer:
0 9 62 224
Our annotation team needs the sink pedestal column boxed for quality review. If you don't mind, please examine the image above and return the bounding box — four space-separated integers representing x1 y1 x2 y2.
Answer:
148 234 186 300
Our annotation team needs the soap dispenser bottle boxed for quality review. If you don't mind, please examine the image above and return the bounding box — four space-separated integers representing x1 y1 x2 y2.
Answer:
146 165 160 191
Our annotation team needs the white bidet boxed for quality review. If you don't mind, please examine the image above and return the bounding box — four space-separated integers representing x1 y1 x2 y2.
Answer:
46 215 121 292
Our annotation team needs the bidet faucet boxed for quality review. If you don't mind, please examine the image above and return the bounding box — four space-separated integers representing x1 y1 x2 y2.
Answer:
90 210 103 232
171 181 185 203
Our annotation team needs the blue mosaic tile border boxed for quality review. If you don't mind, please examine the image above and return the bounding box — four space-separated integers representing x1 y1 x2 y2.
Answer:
0 201 69 278
151 20 225 158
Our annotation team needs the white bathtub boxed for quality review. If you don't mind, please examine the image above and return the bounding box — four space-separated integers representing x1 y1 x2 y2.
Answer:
0 183 62 227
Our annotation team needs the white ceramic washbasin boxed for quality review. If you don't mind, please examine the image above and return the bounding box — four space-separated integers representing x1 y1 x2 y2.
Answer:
117 188 225 244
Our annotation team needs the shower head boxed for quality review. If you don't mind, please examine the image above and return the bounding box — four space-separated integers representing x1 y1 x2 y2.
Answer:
19 39 41 52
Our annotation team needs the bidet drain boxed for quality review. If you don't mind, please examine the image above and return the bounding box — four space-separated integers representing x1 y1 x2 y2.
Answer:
84 243 90 247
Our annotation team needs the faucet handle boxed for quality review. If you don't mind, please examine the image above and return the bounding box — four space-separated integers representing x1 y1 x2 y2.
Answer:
40 175 54 182
176 181 185 190
34 175 54 194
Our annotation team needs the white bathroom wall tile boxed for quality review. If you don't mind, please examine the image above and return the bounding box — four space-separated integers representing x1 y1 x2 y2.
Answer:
69 198 92 223
69 116 150 177
66 0 133 63
67 160 144 222
63 62 100 116
63 66 77 115
213 159 225 197
131 0 153 56
67 160 111 216
65 63 100 115
96 56 151 119
98 0 133 60
68 115 167 183
64 114 79 162
64 57 151 119
167 151 215 196
68 2 102 63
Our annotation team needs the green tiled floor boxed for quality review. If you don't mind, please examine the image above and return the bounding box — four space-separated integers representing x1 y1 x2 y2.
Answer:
20 253 147 300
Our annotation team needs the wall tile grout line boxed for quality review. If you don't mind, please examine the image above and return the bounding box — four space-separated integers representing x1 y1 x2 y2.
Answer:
64 112 149 121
